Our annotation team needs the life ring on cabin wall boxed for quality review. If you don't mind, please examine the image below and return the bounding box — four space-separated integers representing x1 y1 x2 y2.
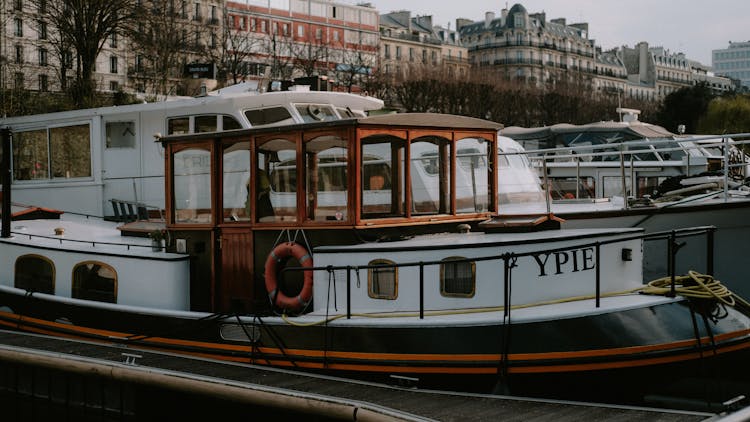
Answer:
264 242 313 311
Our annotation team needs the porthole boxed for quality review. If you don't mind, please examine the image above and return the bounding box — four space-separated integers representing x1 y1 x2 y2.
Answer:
72 261 117 303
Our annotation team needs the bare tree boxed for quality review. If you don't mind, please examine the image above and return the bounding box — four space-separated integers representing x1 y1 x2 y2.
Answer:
27 0 138 108
264 28 295 80
207 10 266 86
334 48 377 93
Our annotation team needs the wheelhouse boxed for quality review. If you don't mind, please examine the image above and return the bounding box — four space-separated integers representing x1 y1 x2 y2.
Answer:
160 113 502 313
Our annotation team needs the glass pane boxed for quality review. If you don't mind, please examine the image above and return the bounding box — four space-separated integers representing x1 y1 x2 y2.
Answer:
295 104 337 123
174 148 212 223
50 124 91 178
168 117 189 135
549 177 596 199
441 258 475 297
361 136 405 218
245 107 294 127
195 115 217 133
603 176 631 198
411 137 451 214
105 121 136 148
12 129 49 180
223 142 251 222
306 135 348 222
456 138 490 213
368 260 397 299
72 262 117 303
257 138 297 222
223 115 242 130
14 255 54 294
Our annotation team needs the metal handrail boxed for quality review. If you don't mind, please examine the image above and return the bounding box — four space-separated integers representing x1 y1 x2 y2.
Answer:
281 225 716 319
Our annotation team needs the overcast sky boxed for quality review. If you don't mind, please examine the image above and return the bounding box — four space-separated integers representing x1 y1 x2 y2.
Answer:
364 0 750 65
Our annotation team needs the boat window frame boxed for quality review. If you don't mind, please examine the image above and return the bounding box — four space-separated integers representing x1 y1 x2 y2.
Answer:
14 254 55 294
71 260 118 303
440 256 476 298
11 120 94 183
254 132 303 224
367 259 398 300
168 142 216 227
221 139 252 223
303 128 353 224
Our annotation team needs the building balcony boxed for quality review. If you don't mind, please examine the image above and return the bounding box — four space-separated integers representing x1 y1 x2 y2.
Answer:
469 40 595 58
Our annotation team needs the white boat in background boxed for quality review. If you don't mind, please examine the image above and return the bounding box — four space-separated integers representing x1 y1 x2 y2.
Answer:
1 78 384 218
1 113 750 409
497 116 750 297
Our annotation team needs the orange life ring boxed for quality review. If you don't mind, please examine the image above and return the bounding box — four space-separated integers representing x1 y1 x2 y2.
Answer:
264 242 313 311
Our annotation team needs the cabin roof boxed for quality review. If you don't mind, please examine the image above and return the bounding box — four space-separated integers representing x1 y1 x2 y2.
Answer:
502 121 674 142
354 113 503 130
160 113 503 144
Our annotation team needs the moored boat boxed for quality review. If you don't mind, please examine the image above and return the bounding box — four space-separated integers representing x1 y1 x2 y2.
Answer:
0 114 749 407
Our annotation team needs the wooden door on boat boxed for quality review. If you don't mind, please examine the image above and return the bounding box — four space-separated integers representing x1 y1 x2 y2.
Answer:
218 228 255 313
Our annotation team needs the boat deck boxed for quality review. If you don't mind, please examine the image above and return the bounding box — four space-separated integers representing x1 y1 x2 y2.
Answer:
0 329 720 421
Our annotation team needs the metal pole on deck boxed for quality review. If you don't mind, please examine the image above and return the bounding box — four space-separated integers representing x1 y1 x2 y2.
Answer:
1 127 11 238
723 137 729 203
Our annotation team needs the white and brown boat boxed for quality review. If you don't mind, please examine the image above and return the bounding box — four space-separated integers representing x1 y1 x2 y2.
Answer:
0 114 749 406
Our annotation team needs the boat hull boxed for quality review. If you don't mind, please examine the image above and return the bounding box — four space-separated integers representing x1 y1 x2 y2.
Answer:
1 287 749 405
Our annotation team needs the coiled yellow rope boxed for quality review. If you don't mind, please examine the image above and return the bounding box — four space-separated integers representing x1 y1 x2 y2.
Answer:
280 271 749 327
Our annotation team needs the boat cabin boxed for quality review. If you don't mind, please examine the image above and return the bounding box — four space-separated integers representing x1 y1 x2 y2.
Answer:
159 113 503 313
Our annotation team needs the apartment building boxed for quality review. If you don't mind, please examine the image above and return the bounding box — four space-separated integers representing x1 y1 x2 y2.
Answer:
459 4 597 83
379 11 443 81
713 41 750 88
224 0 379 88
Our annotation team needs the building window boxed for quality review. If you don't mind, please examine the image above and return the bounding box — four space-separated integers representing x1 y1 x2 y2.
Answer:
297 25 304 37
15 45 23 64
39 74 48 92
14 73 24 89
440 257 475 297
15 254 54 295
110 56 118 73
315 28 322 39
193 2 201 21
368 259 397 299
72 261 117 303
38 48 48 66
14 18 23 37
409 48 414 61
332 30 339 42
63 51 73 69
111 32 118 48
38 20 47 39
395 46 401 59
14 0 22 11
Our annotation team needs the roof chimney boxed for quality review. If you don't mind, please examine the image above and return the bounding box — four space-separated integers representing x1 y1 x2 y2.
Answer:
485 11 495 28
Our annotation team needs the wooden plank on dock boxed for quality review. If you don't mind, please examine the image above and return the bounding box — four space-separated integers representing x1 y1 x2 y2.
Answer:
0 329 719 421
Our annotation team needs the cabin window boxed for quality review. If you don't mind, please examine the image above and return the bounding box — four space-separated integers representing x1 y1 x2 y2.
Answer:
174 147 212 223
245 107 294 127
12 124 91 181
72 261 117 303
548 177 595 200
195 115 217 133
168 117 189 135
602 176 631 198
637 176 666 197
105 121 136 148
411 136 451 215
257 137 297 222
50 124 91 178
368 259 397 299
361 135 405 218
305 135 348 222
14 254 55 294
12 129 49 180
222 116 242 131
456 138 491 212
440 257 475 297
223 141 251 222
295 104 337 123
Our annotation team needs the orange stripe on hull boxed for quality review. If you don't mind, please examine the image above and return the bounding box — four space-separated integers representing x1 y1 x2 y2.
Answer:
1 311 749 375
